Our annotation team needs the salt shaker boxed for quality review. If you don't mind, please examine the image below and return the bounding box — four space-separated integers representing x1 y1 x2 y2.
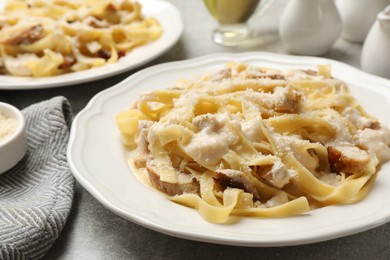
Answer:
337 0 390 43
361 6 390 79
279 0 342 56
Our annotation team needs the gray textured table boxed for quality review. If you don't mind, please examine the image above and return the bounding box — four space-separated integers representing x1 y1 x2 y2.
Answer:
1 0 389 259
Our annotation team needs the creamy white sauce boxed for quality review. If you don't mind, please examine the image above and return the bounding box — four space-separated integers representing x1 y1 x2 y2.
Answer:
342 107 375 129
241 118 264 143
267 161 294 188
3 54 39 76
185 114 237 166
357 126 390 164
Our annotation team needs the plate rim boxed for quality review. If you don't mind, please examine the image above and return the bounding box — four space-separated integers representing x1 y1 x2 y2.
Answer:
67 52 390 247
0 0 183 90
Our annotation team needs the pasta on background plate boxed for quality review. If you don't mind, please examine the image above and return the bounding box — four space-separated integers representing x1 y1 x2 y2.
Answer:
0 0 162 77
116 62 390 223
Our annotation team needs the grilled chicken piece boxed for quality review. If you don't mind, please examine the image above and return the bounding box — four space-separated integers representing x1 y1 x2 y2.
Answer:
133 154 150 168
146 160 200 196
342 107 379 130
244 66 286 80
302 69 318 76
260 162 292 189
327 146 370 174
260 74 285 80
59 56 76 70
3 25 43 45
193 114 222 131
357 125 390 164
92 3 120 24
85 16 110 28
213 169 261 201
273 86 301 113
211 68 232 81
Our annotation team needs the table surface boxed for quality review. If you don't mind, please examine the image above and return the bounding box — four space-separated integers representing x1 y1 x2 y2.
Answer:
1 0 389 259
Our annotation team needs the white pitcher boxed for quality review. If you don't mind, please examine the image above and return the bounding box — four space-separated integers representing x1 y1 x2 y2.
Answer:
279 0 342 56
337 0 390 43
361 6 390 79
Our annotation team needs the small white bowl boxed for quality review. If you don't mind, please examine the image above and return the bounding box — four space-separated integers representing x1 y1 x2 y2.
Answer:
0 102 27 174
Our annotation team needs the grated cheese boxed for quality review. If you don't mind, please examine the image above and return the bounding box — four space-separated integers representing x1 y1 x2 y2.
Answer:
0 112 19 143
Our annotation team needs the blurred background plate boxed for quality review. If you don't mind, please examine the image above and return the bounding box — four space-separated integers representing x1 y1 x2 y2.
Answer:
0 0 183 90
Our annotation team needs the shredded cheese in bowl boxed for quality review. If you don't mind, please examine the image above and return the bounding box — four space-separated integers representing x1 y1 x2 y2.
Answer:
0 102 26 174
0 111 19 143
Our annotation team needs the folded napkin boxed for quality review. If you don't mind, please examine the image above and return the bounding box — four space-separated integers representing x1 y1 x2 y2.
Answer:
0 97 74 259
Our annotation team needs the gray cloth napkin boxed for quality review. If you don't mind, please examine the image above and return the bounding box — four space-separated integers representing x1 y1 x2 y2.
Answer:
0 96 74 259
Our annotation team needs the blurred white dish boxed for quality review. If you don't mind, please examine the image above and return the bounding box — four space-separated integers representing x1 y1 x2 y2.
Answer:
361 5 390 79
0 0 183 90
0 102 27 174
68 52 390 247
279 0 341 55
337 0 390 43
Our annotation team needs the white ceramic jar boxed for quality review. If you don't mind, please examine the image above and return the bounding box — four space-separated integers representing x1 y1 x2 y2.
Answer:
279 0 342 56
337 0 390 43
361 6 390 79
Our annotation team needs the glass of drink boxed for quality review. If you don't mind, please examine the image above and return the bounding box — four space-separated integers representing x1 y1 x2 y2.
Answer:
203 0 273 47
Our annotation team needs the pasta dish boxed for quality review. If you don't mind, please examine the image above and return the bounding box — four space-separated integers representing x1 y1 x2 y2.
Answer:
0 0 162 77
116 63 390 223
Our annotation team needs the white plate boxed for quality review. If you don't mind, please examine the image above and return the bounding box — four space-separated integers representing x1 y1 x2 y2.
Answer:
67 52 390 247
0 0 182 90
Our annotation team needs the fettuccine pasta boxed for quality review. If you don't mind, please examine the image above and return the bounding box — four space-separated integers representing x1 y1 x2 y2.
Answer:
0 0 162 77
116 63 390 223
